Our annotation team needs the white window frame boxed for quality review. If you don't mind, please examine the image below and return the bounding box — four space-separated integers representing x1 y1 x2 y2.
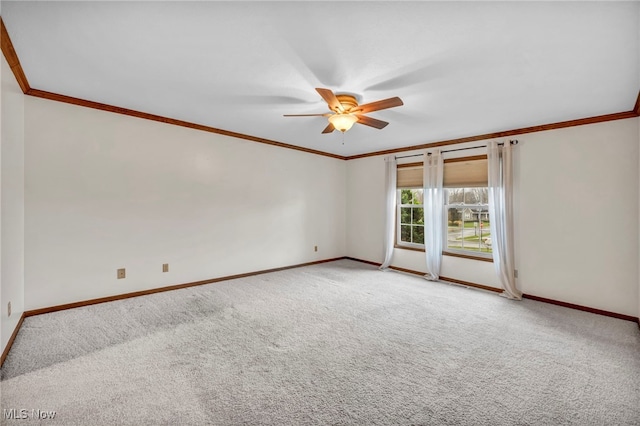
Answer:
396 188 425 249
444 188 492 259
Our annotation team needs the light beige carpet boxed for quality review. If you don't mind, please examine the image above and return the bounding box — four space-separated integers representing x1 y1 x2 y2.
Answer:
2 259 639 425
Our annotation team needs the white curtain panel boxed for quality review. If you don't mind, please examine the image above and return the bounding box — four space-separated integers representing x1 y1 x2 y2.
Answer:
423 150 444 281
487 141 522 300
380 156 397 270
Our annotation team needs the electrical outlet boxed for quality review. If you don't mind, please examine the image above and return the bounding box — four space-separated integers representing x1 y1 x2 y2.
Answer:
117 268 126 279
514 269 519 278
162 263 169 273
314 245 318 252
7 302 11 317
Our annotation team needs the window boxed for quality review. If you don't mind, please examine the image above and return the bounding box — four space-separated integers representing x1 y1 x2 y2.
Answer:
397 188 424 248
442 156 491 257
395 155 492 259
445 188 492 256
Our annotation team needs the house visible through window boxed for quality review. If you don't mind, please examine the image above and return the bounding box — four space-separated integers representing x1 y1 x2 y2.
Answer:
395 155 491 258
445 188 492 255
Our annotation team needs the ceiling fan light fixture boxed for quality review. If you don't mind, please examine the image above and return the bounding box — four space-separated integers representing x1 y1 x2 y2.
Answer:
328 113 357 132
284 88 402 134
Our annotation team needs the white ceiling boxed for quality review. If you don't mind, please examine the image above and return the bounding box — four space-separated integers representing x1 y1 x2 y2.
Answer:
3 1 639 157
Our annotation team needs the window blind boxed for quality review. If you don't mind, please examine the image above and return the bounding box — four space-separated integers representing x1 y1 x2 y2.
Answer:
443 156 488 188
397 155 488 188
396 162 422 188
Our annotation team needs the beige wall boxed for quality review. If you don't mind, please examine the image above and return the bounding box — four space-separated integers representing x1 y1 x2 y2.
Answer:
11 69 640 320
1 54 25 353
24 96 346 310
347 118 640 317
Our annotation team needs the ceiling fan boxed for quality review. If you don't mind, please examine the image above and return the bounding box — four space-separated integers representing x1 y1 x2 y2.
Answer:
284 88 404 134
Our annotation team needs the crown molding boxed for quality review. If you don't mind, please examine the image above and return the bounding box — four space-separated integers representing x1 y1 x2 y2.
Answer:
1 17 345 160
344 110 639 160
26 89 347 160
2 17 638 162
0 17 30 93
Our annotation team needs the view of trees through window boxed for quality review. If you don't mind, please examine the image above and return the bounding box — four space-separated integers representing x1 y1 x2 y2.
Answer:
396 187 492 256
445 188 492 254
397 189 424 246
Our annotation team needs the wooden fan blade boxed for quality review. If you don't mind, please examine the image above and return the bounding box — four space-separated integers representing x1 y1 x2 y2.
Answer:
353 97 403 114
316 88 344 113
355 114 389 129
321 123 335 134
283 113 330 117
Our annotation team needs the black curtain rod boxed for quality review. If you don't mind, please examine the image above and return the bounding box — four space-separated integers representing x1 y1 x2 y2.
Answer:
394 140 518 159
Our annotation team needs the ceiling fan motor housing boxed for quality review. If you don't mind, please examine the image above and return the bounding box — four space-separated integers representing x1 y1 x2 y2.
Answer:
335 94 359 112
